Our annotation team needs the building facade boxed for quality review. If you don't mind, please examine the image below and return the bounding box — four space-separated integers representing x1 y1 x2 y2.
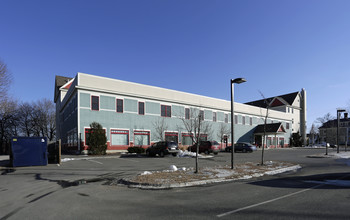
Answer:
54 72 307 153
319 113 350 145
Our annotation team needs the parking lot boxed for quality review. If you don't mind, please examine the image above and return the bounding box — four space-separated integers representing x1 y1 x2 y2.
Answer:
1 148 350 219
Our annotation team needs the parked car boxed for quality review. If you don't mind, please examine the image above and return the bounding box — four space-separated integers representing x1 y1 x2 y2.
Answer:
225 142 257 153
146 141 180 157
188 141 220 155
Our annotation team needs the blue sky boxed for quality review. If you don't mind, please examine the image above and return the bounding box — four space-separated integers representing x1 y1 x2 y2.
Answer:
1 0 349 131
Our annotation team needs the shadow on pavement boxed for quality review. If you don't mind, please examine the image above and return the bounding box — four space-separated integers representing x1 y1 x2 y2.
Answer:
249 172 350 189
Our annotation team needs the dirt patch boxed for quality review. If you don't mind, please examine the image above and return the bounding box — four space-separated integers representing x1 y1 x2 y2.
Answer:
127 161 297 185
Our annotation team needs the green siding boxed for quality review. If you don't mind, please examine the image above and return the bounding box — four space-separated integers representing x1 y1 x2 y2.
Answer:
172 105 184 118
217 112 224 121
204 110 212 120
80 92 90 108
146 101 160 115
100 95 115 110
125 99 137 112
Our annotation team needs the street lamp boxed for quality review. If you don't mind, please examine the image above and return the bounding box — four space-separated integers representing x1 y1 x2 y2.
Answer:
231 78 247 169
337 108 346 153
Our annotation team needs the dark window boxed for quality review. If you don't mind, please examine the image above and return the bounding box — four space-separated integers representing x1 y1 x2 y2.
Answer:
185 108 190 120
91 96 99 111
117 99 123 113
250 117 253 126
200 110 204 121
235 115 238 124
225 114 228 123
213 112 217 122
243 116 246 125
161 105 171 117
138 102 145 115
286 123 290 129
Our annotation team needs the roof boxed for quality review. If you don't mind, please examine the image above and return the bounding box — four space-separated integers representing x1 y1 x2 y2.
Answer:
245 92 299 108
54 75 73 103
254 123 286 134
319 117 350 129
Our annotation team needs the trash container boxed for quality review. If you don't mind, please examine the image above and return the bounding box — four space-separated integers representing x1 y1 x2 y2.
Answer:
11 137 48 167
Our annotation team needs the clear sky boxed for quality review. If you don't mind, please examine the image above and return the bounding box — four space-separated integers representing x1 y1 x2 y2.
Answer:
1 0 349 132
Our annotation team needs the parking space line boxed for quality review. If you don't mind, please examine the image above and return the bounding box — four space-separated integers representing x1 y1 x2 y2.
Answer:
217 184 322 218
87 160 103 165
117 157 140 163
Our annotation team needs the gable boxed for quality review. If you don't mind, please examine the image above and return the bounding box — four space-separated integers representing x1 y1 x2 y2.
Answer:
270 98 284 107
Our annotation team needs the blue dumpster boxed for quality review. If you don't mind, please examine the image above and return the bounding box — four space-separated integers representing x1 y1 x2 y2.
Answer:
11 137 48 167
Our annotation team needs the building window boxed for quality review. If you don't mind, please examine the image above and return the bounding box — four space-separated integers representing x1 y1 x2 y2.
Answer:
117 99 123 113
134 130 150 146
182 133 193 145
200 110 204 121
185 108 190 120
235 115 238 124
286 123 290 130
161 105 171 117
138 102 145 115
250 117 253 126
242 116 246 125
213 112 217 122
111 129 129 146
165 132 178 143
91 96 99 111
225 114 228 123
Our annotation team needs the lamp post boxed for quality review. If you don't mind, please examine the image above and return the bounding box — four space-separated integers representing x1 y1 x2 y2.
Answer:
230 78 247 169
337 109 346 153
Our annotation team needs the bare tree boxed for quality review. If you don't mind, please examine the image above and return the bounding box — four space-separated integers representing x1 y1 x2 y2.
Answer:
0 59 12 99
217 123 230 148
152 118 168 141
309 123 318 145
179 108 212 173
17 102 34 136
316 113 335 127
259 91 271 166
28 99 56 140
0 98 18 153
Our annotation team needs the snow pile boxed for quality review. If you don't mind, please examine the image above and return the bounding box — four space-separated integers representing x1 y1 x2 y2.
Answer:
177 150 214 158
141 171 152 175
332 152 350 159
169 165 178 171
61 158 76 162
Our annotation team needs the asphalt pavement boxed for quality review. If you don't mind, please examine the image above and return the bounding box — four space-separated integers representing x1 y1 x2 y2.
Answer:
1 148 349 219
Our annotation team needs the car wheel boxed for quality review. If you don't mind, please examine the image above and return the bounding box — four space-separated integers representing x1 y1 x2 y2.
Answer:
243 149 247 153
159 151 165 157
172 153 177 157
146 151 150 157
214 152 218 155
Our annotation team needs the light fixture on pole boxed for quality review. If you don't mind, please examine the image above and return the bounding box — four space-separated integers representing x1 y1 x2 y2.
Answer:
230 77 247 169
337 108 346 153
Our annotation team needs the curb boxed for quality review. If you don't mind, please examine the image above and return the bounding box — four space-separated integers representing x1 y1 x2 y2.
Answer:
119 165 302 190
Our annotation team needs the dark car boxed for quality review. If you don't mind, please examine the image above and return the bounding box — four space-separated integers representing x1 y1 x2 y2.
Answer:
146 141 180 157
225 142 257 153
188 141 220 155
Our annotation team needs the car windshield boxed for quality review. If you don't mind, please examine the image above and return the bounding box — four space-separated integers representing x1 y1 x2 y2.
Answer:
167 142 178 148
211 141 219 145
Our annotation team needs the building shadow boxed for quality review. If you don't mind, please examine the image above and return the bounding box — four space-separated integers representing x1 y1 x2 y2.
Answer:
249 172 350 189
